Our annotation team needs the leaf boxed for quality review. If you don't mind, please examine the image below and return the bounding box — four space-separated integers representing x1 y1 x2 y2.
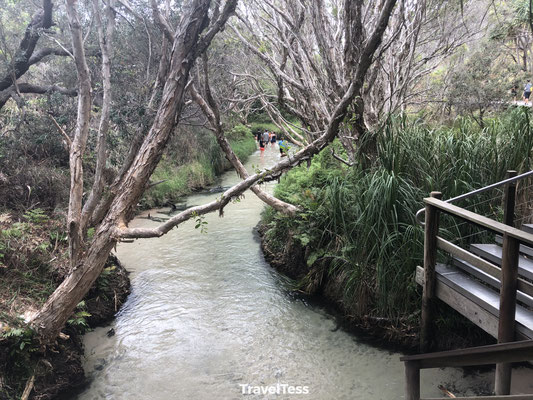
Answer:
76 311 92 317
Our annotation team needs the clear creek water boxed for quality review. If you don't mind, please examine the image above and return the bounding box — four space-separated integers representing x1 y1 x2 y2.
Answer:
77 144 533 399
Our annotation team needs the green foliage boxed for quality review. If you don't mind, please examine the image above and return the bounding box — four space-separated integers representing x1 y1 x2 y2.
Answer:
23 208 48 224
446 42 520 126
96 265 116 293
263 110 533 319
1 326 39 380
67 301 91 333
230 135 258 162
141 127 256 208
249 122 280 135
0 222 28 239
0 222 28 262
1 327 35 352
192 212 208 234
227 124 253 140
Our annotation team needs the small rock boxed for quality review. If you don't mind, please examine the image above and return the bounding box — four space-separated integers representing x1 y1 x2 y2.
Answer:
106 328 115 337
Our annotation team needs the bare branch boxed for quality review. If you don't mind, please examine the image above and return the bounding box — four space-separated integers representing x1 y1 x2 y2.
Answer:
151 0 174 42
0 0 54 92
81 0 117 233
49 114 72 149
331 149 353 167
189 68 299 216
0 83 77 109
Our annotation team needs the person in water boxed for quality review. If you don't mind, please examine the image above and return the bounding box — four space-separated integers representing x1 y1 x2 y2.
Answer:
278 139 289 157
270 132 277 143
258 130 265 149
261 130 269 150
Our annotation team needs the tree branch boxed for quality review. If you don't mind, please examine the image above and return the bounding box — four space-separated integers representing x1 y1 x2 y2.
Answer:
119 67 368 239
65 0 93 269
49 114 72 149
190 61 299 216
0 83 77 110
331 149 353 167
0 0 54 92
81 0 116 234
151 0 174 42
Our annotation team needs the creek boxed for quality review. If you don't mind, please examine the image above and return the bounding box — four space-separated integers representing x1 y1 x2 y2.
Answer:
77 144 532 399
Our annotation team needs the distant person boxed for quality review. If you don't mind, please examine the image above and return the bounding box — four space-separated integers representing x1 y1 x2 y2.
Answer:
261 130 270 149
270 132 277 143
278 139 288 157
512 85 518 102
524 80 532 105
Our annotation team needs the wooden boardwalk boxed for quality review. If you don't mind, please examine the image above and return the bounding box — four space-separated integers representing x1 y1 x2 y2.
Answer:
403 171 533 399
414 228 533 341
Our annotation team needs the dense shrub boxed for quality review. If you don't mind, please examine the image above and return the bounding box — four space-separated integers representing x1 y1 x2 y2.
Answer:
262 107 533 320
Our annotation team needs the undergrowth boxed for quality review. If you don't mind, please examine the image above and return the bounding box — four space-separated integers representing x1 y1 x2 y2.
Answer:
262 107 533 324
141 124 257 208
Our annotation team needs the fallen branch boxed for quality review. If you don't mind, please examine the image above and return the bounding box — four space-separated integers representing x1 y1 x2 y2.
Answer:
331 149 354 167
21 375 35 400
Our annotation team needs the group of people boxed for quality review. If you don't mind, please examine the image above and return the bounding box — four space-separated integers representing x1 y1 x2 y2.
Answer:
257 130 276 149
255 130 289 156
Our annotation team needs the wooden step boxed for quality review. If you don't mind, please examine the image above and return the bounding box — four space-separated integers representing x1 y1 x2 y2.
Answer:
416 264 533 339
470 243 533 281
522 224 533 235
495 234 533 258
452 257 533 308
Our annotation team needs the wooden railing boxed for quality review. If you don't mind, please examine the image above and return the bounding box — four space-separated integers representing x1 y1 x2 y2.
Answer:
401 340 533 400
419 171 533 396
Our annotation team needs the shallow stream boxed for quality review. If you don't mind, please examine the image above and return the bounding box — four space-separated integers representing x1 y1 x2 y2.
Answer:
77 144 533 399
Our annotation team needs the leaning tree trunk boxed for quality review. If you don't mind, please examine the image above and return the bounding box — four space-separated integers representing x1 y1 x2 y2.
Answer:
31 0 221 345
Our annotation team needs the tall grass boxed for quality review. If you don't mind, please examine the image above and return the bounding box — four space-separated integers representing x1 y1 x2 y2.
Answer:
263 107 533 319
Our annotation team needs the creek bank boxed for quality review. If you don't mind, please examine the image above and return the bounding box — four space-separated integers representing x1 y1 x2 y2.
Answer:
258 223 495 353
0 253 130 400
140 130 257 210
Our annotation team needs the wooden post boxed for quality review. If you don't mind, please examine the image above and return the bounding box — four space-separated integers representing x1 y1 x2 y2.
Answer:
420 191 442 352
495 233 520 395
503 170 517 227
495 171 518 395
404 361 420 400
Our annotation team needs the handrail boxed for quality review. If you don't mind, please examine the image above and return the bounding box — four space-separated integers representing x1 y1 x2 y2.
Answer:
415 170 533 226
424 197 533 247
402 340 533 399
400 339 533 368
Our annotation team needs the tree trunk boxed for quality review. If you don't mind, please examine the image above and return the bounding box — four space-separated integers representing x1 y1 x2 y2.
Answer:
32 0 237 345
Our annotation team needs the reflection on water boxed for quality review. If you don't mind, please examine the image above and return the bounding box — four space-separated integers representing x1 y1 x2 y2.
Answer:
78 143 532 399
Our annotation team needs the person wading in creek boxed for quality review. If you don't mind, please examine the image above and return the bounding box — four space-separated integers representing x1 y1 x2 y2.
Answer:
261 130 270 151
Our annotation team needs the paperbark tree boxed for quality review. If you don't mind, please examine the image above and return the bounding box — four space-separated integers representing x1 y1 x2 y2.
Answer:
227 0 480 163
31 0 239 345
30 0 398 346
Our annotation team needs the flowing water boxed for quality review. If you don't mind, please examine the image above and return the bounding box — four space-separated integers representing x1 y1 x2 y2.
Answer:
77 144 533 399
